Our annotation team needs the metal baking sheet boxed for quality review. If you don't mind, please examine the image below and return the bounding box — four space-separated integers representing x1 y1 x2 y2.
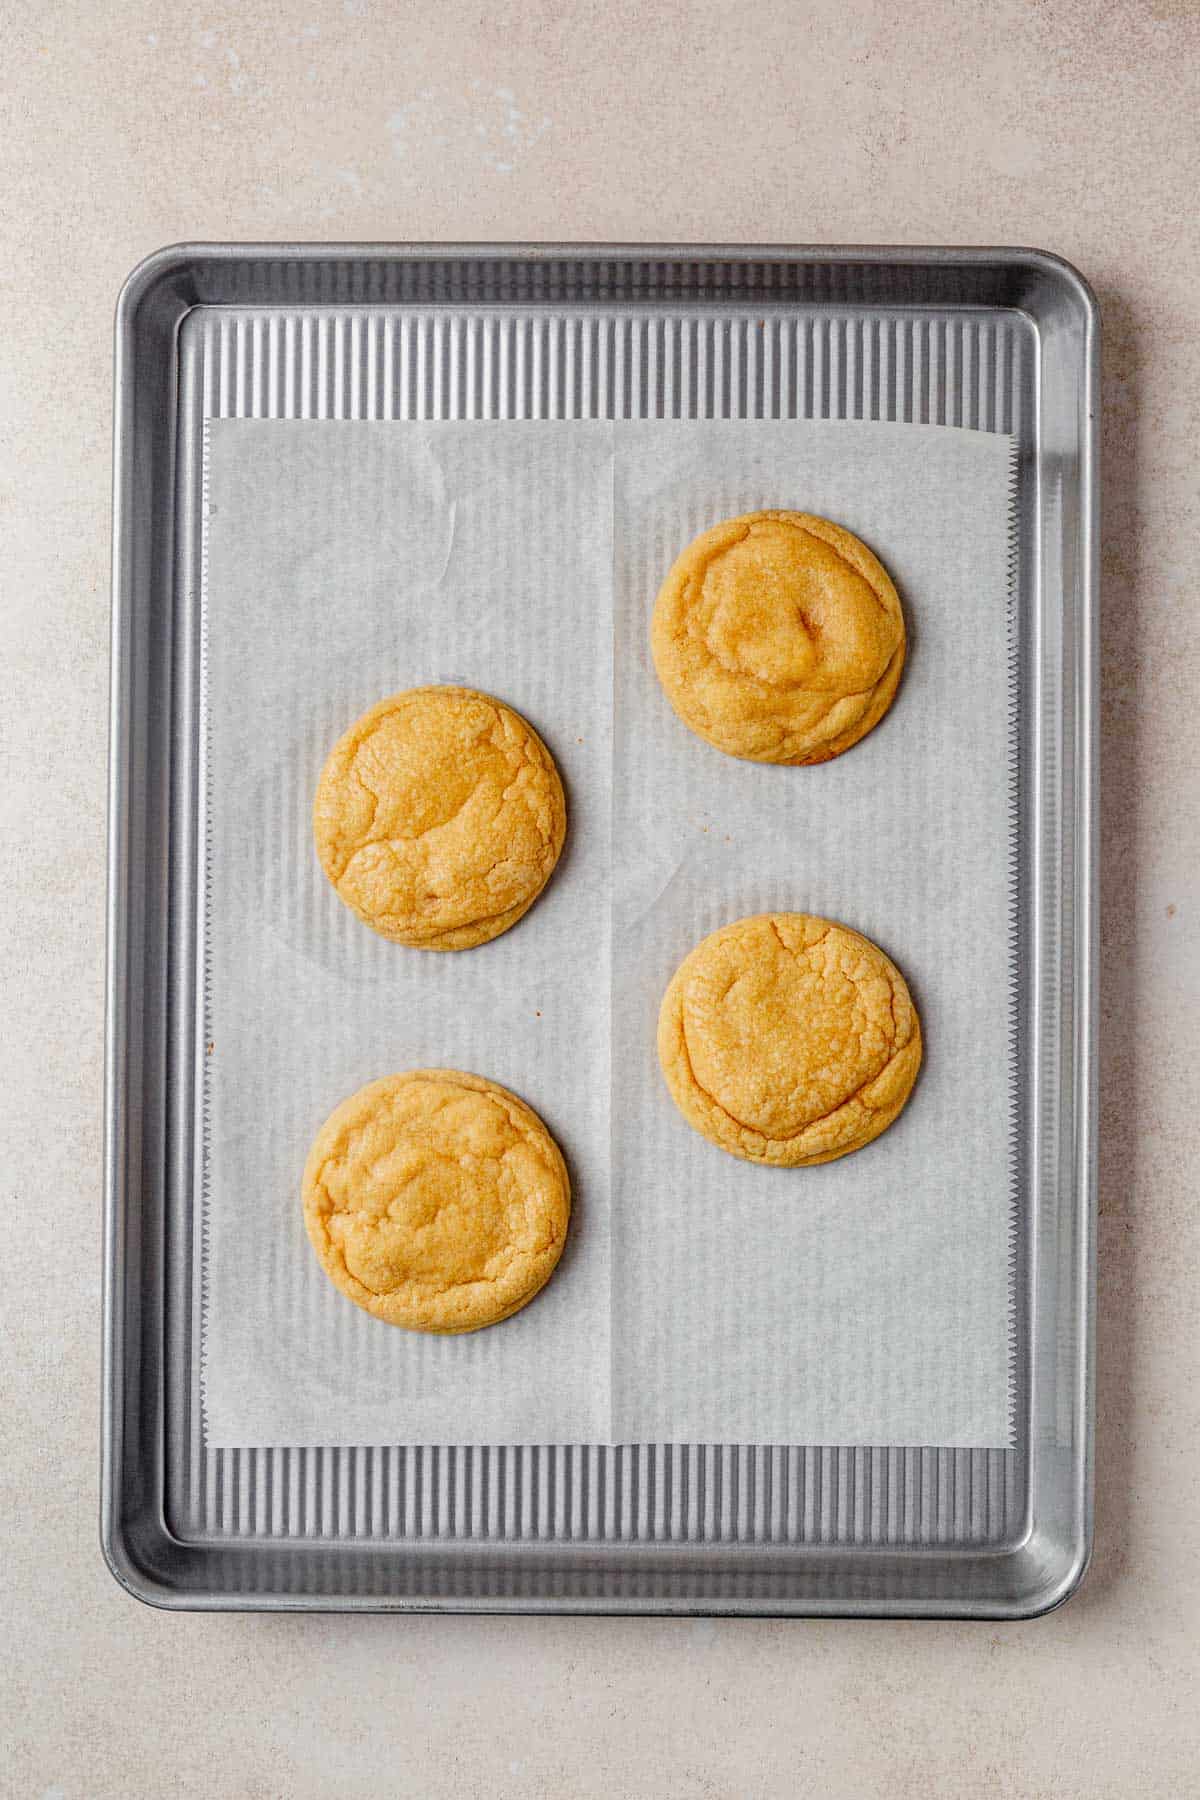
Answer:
104 244 1098 1616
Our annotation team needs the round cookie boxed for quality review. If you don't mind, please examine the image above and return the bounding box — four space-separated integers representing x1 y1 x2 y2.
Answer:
651 510 906 764
314 685 566 950
658 913 921 1166
302 1069 571 1333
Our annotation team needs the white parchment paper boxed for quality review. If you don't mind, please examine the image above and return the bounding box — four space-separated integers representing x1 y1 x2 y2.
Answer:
611 424 1015 1447
201 423 614 1446
202 419 1015 1450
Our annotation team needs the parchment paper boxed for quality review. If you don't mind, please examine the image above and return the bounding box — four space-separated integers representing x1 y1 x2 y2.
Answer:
201 419 1015 1449
201 422 614 1446
611 424 1015 1447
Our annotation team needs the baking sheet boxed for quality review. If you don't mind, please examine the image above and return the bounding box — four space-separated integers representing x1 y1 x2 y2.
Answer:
201 418 1015 1449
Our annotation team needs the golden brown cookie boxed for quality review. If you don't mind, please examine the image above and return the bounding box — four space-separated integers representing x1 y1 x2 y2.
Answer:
302 1069 571 1333
650 510 906 764
658 913 921 1166
313 685 566 950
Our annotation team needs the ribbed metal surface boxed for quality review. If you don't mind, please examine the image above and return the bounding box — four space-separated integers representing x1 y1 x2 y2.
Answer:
171 299 1031 1554
183 1440 1019 1547
192 308 1021 430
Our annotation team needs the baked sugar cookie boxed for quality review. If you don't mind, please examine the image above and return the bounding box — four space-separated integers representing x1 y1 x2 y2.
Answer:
651 510 905 764
302 1069 570 1333
314 685 566 950
658 913 921 1166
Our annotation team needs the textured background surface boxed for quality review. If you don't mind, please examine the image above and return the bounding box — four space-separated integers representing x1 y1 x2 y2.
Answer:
3 1 1197 1794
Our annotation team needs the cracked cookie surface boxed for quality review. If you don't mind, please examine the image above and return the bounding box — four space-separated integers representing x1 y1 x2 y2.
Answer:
658 913 921 1166
651 510 906 764
302 1069 571 1332
313 685 566 949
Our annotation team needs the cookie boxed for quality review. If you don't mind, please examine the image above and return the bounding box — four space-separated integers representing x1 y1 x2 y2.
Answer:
302 1069 571 1333
650 510 906 764
313 685 566 950
658 913 921 1166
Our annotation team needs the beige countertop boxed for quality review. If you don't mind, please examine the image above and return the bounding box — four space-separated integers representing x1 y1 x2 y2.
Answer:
4 2 1198 1794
